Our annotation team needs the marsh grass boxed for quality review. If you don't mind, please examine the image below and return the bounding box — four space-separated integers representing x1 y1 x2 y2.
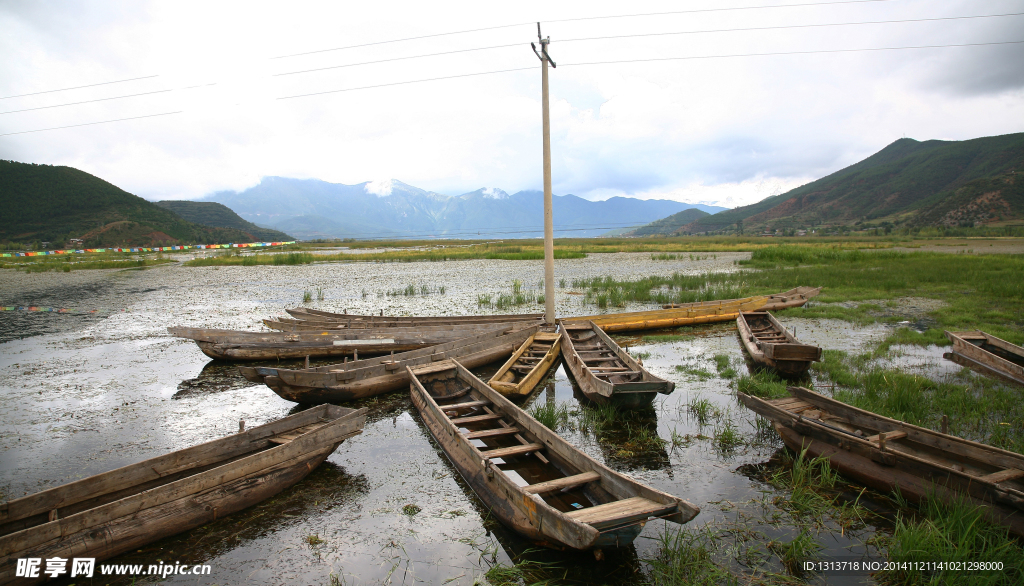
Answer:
767 530 823 576
880 492 1024 586
7 258 175 272
529 402 569 431
687 396 720 426
302 290 312 303
187 252 315 266
712 419 744 454
643 333 694 343
713 353 738 379
645 524 739 586
675 364 715 381
736 371 789 400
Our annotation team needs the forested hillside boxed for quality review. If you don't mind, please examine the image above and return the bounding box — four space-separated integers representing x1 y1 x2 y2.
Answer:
155 200 292 241
0 160 256 247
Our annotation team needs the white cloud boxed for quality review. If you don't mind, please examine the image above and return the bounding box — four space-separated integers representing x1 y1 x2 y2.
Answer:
364 178 393 197
0 0 1021 206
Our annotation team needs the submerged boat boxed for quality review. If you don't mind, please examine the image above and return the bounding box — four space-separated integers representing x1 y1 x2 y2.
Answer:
944 331 1024 387
488 329 562 397
409 359 699 551
0 404 366 584
737 311 822 376
740 387 1024 537
239 325 539 404
168 325 506 361
559 321 674 409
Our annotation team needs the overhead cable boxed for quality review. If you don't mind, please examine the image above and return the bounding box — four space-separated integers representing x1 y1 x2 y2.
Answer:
0 75 160 101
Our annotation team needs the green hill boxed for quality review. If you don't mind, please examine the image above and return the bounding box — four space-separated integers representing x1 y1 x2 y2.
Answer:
623 208 711 236
155 200 293 241
683 132 1024 233
0 160 258 247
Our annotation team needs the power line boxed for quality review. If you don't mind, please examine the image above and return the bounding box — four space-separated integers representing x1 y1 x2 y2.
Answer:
560 40 1024 68
277 66 534 100
0 75 159 101
270 22 534 60
0 111 182 137
0 89 173 116
547 0 902 25
558 12 1024 45
273 43 524 77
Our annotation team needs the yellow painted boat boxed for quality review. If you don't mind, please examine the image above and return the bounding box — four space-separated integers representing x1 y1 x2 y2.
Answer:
489 330 562 397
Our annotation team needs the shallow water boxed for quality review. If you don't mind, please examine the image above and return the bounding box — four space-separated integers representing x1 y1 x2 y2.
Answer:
0 254 930 585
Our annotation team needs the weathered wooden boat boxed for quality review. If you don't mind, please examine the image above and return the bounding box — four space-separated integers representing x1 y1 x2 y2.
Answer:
488 329 562 397
559 321 674 409
662 286 820 310
409 359 699 551
737 311 822 376
739 387 1024 537
0 404 366 584
286 307 543 324
944 331 1024 387
262 317 533 333
239 325 540 403
168 325 508 361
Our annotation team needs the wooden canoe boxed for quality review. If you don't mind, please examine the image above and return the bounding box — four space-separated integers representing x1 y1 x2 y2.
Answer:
286 308 543 324
238 325 540 404
0 404 366 584
739 387 1024 537
737 311 822 376
661 286 821 310
168 325 508 361
944 331 1024 387
262 318 534 333
489 329 562 397
409 359 699 551
559 321 674 409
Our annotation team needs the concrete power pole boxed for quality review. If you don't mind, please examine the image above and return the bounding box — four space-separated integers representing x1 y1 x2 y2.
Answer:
532 23 556 325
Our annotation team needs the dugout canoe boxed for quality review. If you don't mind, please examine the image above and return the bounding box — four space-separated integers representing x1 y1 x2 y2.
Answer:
0 404 365 585
737 311 821 376
944 331 1024 387
488 329 562 397
239 324 540 404
168 325 503 361
262 318 534 333
661 286 820 310
739 387 1024 537
286 308 544 324
409 359 699 551
560 321 674 409
561 287 820 333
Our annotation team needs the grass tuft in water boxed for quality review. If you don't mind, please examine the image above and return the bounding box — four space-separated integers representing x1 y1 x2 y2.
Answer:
401 504 421 516
712 419 744 454
768 530 823 576
645 524 739 586
736 371 789 399
713 353 737 379
302 290 312 303
675 365 715 380
687 396 720 426
529 402 569 431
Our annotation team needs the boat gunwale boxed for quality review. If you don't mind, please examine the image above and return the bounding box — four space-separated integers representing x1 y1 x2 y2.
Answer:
488 332 563 396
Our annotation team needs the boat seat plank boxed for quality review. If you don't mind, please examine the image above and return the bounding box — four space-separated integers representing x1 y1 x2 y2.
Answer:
523 471 601 495
595 371 641 377
565 496 673 525
865 431 908 444
450 413 503 425
980 468 1024 484
589 367 631 371
481 443 545 459
442 400 490 412
464 427 522 439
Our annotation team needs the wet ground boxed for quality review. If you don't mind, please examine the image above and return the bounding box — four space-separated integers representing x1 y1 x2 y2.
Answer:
0 253 961 585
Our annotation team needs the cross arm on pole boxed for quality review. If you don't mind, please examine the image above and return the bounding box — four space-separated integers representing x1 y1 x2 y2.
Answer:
531 22 556 68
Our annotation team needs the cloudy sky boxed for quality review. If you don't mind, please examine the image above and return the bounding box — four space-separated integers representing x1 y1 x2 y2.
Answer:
1 0 1022 207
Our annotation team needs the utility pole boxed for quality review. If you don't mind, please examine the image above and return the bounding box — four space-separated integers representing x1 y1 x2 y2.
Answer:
532 23 556 325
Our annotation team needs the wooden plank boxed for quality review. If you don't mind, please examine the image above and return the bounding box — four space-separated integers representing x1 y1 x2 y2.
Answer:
449 413 503 425
980 468 1024 484
565 496 671 525
480 443 545 459
442 400 490 412
464 427 522 439
523 472 601 495
865 431 908 444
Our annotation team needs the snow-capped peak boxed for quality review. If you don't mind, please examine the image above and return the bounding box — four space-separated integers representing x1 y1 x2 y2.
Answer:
482 187 509 199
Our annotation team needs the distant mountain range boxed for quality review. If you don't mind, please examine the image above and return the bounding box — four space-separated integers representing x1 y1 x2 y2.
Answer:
0 160 265 247
201 178 727 239
154 200 293 241
677 132 1024 234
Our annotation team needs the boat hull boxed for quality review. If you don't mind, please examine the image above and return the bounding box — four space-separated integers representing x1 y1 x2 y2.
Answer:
0 405 365 585
945 331 1024 387
737 311 821 377
489 331 562 397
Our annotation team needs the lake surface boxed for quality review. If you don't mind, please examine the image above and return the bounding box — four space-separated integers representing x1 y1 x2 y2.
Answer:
1 253 934 585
